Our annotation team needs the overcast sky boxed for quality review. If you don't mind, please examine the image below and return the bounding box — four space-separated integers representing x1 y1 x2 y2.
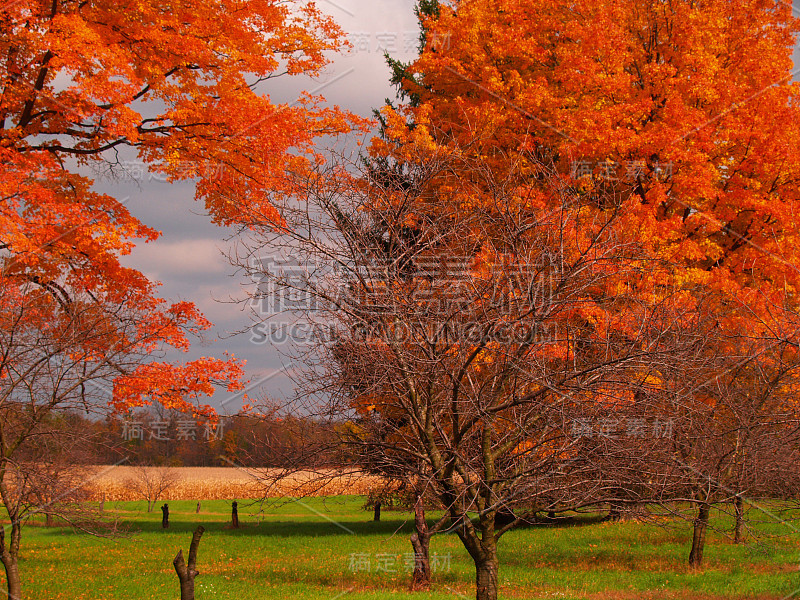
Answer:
101 0 800 414
101 0 420 413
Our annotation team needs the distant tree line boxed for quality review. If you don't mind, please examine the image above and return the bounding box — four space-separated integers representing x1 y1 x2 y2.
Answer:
63 410 342 468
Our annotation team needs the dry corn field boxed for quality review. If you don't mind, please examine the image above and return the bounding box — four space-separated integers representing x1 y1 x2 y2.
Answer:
84 466 384 501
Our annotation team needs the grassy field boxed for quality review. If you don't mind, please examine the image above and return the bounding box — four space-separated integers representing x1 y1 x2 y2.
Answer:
6 496 800 600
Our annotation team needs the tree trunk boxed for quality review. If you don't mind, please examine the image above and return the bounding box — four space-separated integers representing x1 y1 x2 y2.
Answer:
688 502 710 567
0 555 21 600
733 495 744 544
173 526 205 600
0 522 22 600
410 495 431 590
161 503 170 529
475 555 499 600
45 513 53 527
605 503 622 522
196 501 201 514
231 501 239 528
373 500 381 522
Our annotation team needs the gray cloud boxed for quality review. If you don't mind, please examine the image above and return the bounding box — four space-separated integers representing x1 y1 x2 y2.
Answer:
90 2 420 409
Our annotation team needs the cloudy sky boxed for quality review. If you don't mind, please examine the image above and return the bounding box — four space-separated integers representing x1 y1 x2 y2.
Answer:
101 0 800 414
102 0 420 413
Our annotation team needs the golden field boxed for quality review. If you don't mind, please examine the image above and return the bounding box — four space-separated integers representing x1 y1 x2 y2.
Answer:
83 466 383 501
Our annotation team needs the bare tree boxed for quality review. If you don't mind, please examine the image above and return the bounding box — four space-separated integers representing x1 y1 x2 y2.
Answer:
124 466 181 512
668 327 800 566
582 307 800 567
14 422 98 529
0 291 139 600
234 141 712 600
0 403 123 600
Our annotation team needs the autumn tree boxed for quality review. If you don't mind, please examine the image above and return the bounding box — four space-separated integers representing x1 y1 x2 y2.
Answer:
231 2 800 598
387 0 800 338
384 0 800 351
376 0 800 577
0 1 360 598
198 0 800 597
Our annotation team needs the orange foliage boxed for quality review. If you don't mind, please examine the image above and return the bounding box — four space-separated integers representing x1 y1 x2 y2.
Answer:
0 0 362 413
354 0 800 457
379 0 800 322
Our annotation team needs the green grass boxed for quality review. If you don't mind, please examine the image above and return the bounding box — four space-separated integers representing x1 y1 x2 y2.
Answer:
4 497 800 599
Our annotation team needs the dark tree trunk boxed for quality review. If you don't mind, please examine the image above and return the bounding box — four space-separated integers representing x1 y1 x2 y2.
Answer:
688 502 710 567
161 503 170 529
231 501 239 528
45 513 53 527
458 510 500 600
0 522 22 600
733 495 744 543
173 526 205 600
410 495 431 590
475 555 499 600
605 503 623 522
196 501 201 514
373 500 381 522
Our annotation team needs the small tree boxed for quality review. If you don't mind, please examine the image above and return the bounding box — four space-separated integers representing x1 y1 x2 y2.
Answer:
583 312 800 567
0 402 122 600
124 466 181 513
670 329 800 567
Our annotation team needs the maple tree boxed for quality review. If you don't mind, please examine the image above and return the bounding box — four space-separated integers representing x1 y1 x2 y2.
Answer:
369 0 800 588
384 0 800 305
386 0 800 324
0 1 361 598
